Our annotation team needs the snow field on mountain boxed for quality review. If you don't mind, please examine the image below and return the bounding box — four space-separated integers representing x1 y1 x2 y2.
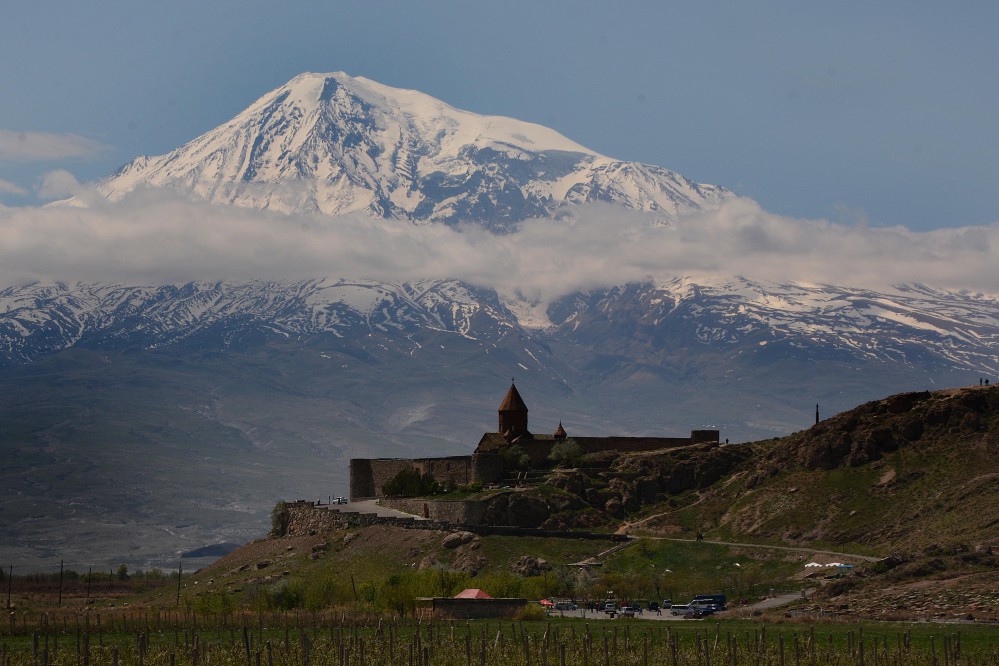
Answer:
94 72 725 224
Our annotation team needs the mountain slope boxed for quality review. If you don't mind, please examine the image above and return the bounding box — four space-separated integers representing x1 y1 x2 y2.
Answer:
617 385 999 555
96 73 729 228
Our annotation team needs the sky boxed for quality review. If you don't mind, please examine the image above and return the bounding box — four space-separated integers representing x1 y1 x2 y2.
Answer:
1 1 998 300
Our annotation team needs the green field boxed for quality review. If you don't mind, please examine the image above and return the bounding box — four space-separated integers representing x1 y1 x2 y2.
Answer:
1 612 995 665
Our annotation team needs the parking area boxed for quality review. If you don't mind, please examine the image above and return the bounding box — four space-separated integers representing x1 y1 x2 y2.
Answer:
545 590 814 621
546 607 687 621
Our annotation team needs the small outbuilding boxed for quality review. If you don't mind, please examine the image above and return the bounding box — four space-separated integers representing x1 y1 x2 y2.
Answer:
453 588 493 599
423 588 526 619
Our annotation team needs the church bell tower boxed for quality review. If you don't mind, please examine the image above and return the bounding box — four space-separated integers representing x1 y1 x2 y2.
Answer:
498 382 529 442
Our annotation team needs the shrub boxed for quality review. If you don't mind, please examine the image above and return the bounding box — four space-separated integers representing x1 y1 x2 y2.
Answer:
514 603 548 621
266 580 306 610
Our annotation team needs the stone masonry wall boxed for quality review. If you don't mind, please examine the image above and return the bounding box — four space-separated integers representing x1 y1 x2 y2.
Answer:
350 453 505 500
519 436 696 465
432 598 527 619
379 497 486 523
277 501 628 542
350 456 475 500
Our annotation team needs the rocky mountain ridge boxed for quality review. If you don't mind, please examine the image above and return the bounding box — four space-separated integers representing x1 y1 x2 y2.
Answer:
4 277 996 373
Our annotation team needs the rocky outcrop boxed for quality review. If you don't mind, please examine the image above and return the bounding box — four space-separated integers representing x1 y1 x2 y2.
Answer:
511 555 552 576
768 387 999 471
481 490 586 528
612 442 752 498
442 531 477 549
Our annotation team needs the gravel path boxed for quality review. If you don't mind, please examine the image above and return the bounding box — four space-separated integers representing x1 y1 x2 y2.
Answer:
648 536 882 562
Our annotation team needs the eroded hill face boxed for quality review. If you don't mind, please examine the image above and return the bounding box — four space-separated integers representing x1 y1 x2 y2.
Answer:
659 386 998 554
498 386 997 556
761 387 998 471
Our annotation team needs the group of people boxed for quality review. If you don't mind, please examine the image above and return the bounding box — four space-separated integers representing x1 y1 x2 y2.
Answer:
979 378 991 386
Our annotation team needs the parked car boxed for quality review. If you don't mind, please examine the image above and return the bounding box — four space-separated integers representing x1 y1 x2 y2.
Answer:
617 603 642 617
683 609 706 619
648 601 660 612
603 602 617 614
554 601 577 611
670 604 690 616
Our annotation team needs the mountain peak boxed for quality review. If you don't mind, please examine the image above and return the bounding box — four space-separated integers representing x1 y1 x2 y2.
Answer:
97 73 729 227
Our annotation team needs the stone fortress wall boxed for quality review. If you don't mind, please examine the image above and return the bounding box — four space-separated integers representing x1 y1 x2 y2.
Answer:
348 384 720 500
277 500 629 540
350 453 503 500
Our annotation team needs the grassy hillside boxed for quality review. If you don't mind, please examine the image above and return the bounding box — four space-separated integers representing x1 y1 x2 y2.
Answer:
6 382 995 623
644 386 999 555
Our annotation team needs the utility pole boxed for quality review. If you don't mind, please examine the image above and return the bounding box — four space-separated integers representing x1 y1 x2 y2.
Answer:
58 560 64 607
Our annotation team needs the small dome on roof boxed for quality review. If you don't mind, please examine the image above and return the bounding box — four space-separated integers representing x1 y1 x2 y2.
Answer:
554 421 567 440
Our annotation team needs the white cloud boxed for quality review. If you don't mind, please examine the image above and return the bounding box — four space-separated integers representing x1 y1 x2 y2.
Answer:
37 170 84 199
0 130 109 161
0 178 28 195
0 192 996 308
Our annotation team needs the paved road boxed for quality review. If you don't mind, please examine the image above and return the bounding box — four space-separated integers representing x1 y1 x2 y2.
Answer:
741 587 818 612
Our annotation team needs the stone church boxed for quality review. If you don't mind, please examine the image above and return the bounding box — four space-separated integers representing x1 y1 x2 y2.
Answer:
349 383 719 499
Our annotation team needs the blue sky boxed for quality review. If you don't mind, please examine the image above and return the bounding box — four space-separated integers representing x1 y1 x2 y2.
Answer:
1 0 997 232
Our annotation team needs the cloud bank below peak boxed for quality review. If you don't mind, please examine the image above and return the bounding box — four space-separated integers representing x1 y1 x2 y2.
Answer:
0 190 996 307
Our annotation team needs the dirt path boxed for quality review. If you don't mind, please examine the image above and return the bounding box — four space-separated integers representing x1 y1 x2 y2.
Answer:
643 536 882 562
335 499 429 520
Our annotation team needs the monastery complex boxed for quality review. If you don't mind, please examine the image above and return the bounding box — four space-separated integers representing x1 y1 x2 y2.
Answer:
349 383 719 499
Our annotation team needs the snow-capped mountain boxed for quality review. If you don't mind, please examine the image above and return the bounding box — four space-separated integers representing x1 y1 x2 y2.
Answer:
0 279 523 366
3 277 996 376
97 72 729 228
7 72 999 570
547 278 999 374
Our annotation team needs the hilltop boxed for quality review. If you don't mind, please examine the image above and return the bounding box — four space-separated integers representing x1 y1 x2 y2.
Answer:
162 384 998 622
391 385 997 558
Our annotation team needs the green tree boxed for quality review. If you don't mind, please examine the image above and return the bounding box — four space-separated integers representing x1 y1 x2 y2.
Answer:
383 468 443 497
194 590 234 617
548 439 583 467
475 571 522 598
432 564 467 597
499 444 531 470
304 575 341 611
552 565 580 598
379 573 418 617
